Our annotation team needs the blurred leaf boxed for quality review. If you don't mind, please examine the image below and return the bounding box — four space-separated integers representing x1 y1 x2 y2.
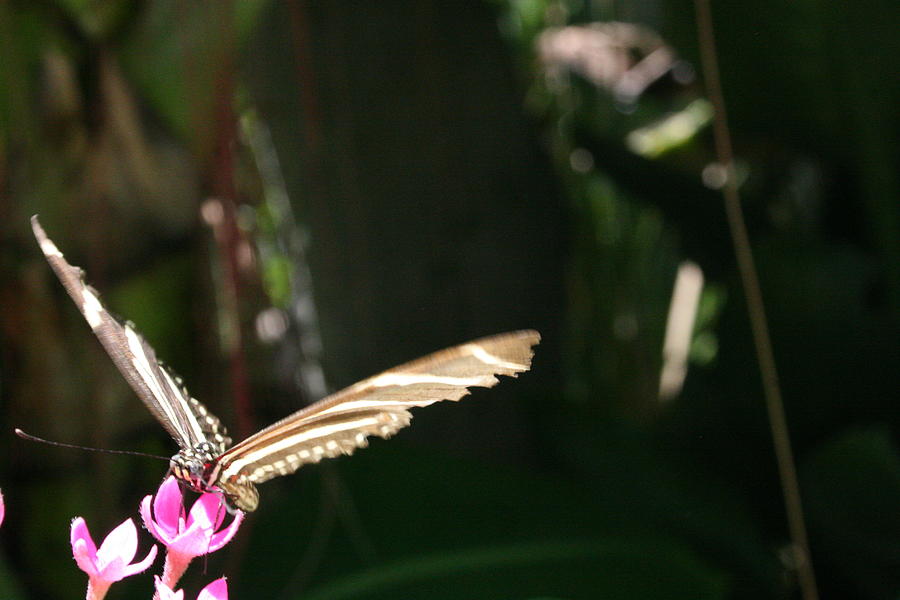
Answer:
690 283 726 366
20 478 91 598
0 552 25 599
108 253 196 381
54 0 134 39
690 330 718 365
261 253 293 308
802 428 900 598
625 99 713 158
299 538 726 600
556 418 782 599
237 440 731 599
235 0 274 41
119 1 272 149
0 3 49 145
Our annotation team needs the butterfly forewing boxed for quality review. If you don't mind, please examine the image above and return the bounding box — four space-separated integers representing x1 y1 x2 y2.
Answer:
31 217 208 449
181 380 232 454
215 330 540 484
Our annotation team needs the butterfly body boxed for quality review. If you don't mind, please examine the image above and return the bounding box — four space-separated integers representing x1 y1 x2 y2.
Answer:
31 217 540 513
170 444 259 512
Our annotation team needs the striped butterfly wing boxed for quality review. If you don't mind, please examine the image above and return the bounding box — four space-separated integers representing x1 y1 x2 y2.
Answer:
31 217 214 450
215 330 540 485
184 395 232 454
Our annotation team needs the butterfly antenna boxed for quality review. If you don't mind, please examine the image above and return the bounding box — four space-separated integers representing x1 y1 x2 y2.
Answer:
14 429 170 461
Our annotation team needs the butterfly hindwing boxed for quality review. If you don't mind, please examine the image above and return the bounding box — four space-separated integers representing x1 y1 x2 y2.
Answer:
32 217 209 449
215 330 540 484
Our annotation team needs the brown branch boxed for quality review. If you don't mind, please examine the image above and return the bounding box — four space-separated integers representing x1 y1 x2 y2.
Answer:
692 1 819 598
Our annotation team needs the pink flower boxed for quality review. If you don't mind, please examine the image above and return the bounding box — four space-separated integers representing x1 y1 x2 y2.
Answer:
141 477 243 555
0 489 5 527
71 517 158 600
141 477 242 590
154 576 228 600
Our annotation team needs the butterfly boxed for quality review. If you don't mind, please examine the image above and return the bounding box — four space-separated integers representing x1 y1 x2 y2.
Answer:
31 217 540 512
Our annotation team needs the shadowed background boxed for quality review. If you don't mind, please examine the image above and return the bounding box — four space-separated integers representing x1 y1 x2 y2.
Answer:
0 1 898 599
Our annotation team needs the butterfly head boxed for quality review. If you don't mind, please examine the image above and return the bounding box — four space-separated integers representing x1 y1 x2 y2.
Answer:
170 442 220 493
170 442 259 513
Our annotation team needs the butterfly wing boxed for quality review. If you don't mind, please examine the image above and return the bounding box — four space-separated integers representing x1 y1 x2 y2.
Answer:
183 393 232 454
32 216 212 449
214 330 540 485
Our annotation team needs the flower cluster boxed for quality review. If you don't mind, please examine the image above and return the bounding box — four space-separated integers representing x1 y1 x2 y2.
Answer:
64 477 242 600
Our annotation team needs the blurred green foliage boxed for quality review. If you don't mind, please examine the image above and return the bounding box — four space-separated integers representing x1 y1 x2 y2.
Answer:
1 1 898 599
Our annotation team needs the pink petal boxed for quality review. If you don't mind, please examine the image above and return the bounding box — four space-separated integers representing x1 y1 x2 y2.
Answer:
71 517 98 558
187 494 221 530
165 523 216 557
142 477 187 546
197 577 228 600
95 556 128 581
95 519 138 569
140 494 170 545
154 477 185 532
162 495 231 557
121 543 158 578
0 489 5 527
72 538 100 577
71 517 102 576
207 511 243 552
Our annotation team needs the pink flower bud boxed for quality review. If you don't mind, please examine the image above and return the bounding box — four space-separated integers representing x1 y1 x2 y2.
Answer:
154 576 185 600
154 575 228 600
197 577 229 600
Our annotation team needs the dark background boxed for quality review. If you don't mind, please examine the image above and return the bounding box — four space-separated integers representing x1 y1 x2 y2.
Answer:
0 1 897 599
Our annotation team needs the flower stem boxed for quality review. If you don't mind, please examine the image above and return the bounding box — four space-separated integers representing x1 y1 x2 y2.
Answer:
86 577 111 600
152 550 192 600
